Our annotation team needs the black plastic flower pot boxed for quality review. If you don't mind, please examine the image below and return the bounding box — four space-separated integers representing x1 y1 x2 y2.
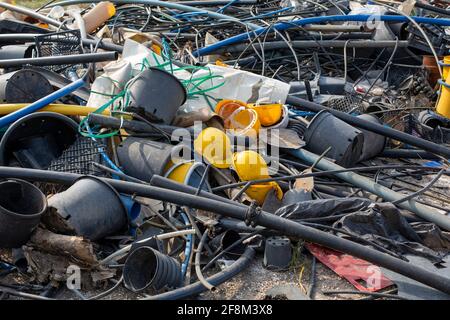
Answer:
126 67 187 124
304 110 364 167
263 236 292 271
0 112 78 169
209 230 245 259
117 137 189 182
0 69 53 104
357 114 386 162
46 176 128 241
123 246 182 292
0 179 47 248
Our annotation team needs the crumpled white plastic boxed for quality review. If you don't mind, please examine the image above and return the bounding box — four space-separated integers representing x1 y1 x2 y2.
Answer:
88 39 291 127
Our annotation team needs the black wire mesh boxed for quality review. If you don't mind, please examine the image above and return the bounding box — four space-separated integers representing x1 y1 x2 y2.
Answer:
48 136 106 176
34 30 84 73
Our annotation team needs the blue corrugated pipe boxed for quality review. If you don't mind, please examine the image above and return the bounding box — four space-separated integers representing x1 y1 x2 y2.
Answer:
0 78 85 129
194 14 450 57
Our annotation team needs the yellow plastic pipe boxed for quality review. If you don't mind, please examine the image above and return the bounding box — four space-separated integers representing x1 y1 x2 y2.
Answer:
0 104 110 116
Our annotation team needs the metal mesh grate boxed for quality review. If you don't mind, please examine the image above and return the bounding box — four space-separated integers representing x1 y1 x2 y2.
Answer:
48 136 106 176
326 95 362 113
34 30 84 73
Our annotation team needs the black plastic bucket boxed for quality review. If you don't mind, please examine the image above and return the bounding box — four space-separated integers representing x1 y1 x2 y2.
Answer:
46 176 128 241
117 137 189 182
0 112 78 168
209 230 245 259
126 67 187 124
304 111 364 167
123 246 182 292
357 114 386 162
0 179 47 248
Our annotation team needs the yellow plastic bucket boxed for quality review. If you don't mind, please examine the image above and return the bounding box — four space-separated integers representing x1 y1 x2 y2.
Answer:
436 75 450 119
227 108 261 138
441 55 450 80
232 150 270 181
194 127 232 168
215 99 247 124
245 182 283 205
247 103 283 127
165 161 211 192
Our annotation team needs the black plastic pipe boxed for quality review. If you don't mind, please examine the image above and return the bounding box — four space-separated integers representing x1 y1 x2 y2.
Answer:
1 167 450 294
88 113 194 136
143 247 255 300
415 2 450 16
286 96 450 158
214 40 409 53
175 0 257 5
150 175 240 207
0 52 118 68
0 34 124 53
381 149 440 160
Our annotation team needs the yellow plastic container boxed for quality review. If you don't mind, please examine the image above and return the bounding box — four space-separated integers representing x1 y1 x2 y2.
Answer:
166 161 194 184
247 103 283 127
436 74 450 119
215 99 247 115
82 1 116 34
228 108 261 138
165 161 211 192
245 182 283 205
194 127 232 168
232 150 270 181
442 56 450 80
215 99 247 128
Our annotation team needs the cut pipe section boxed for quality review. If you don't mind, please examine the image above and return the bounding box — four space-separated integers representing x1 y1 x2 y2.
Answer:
0 52 118 68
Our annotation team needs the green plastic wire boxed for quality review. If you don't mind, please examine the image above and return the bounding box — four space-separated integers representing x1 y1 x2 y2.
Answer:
80 48 227 138
79 91 126 139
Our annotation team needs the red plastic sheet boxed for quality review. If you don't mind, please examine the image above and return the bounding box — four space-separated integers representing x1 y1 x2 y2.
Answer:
306 243 393 292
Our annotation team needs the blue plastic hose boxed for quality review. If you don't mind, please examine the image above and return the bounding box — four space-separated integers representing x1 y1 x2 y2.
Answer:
0 79 85 129
180 211 193 278
194 14 450 57
242 6 294 21
217 0 240 13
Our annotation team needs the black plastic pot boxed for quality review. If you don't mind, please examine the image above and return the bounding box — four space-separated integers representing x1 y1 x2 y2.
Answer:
209 230 245 259
0 69 53 103
0 179 47 248
117 137 189 182
46 176 128 241
263 236 292 270
304 111 364 167
130 227 165 254
123 246 182 292
0 112 78 169
126 67 187 124
357 114 386 162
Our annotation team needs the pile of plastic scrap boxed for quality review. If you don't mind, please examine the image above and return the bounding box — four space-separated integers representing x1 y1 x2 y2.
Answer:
0 0 449 301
